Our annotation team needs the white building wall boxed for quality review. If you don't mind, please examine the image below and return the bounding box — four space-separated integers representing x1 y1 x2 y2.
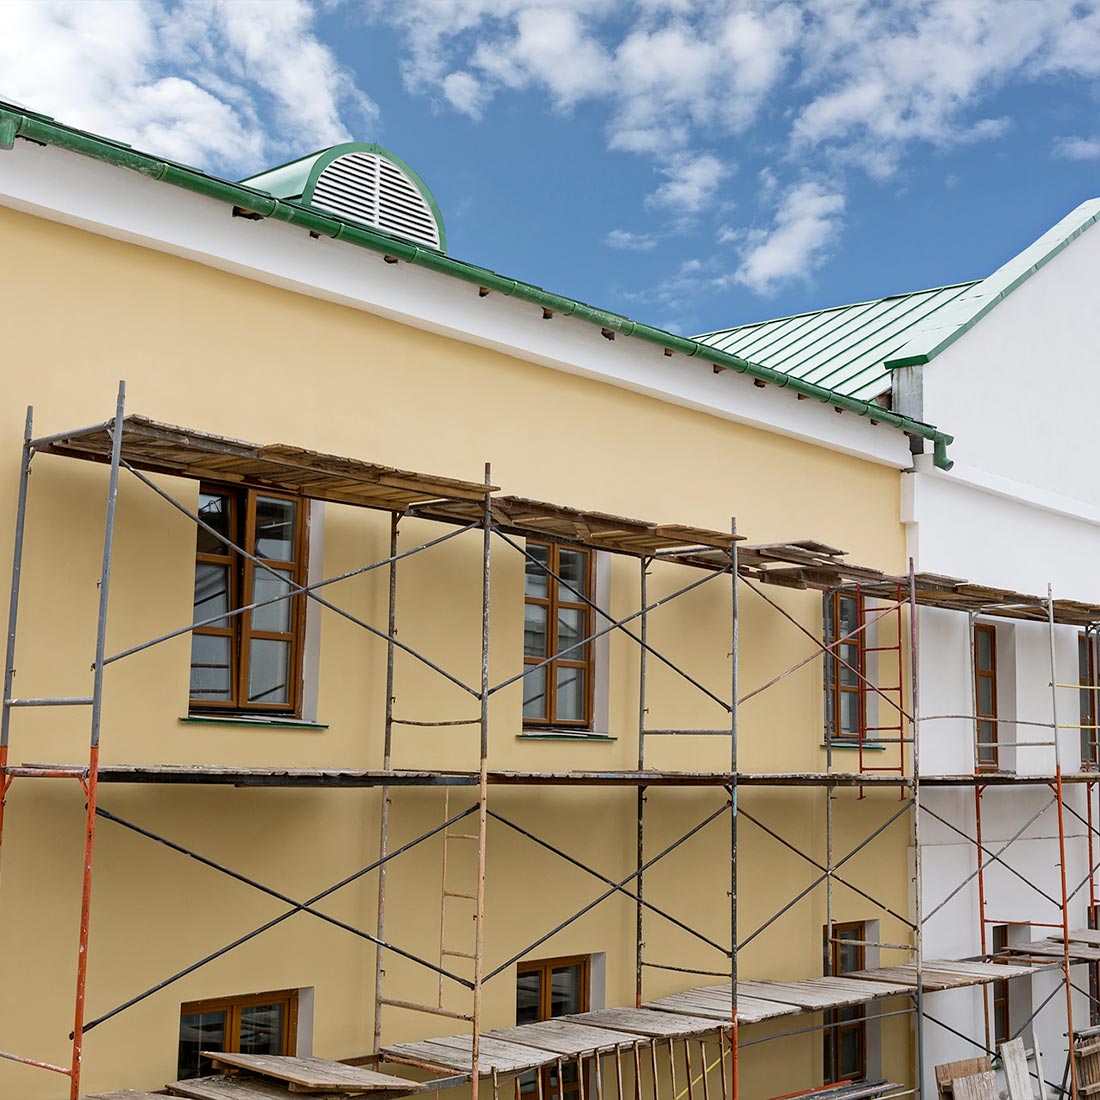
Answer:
907 212 1100 1090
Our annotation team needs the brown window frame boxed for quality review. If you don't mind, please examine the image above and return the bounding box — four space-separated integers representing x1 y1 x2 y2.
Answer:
178 987 298 1080
523 542 595 729
824 592 865 743
974 623 999 773
516 955 591 1100
190 484 309 717
823 921 866 1084
1082 632 1099 770
991 925 1011 1045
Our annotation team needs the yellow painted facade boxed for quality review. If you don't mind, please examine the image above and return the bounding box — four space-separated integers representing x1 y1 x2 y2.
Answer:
0 204 913 1099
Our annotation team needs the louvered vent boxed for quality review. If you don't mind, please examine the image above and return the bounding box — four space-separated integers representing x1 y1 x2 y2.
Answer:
310 152 441 250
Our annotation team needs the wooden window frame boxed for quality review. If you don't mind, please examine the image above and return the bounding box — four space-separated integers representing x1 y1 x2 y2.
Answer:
516 955 591 1100
823 921 866 1085
1082 632 1099 770
523 542 595 729
991 925 1011 1046
824 592 865 743
974 623 999 773
190 484 309 717
178 987 298 1079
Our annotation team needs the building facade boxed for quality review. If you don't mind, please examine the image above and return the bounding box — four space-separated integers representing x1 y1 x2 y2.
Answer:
0 103 940 1100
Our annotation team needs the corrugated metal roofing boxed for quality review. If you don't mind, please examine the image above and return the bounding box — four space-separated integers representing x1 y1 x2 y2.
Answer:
693 282 978 402
695 197 1100 402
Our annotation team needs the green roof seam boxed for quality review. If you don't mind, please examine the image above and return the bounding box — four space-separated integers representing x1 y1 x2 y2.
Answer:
0 103 954 468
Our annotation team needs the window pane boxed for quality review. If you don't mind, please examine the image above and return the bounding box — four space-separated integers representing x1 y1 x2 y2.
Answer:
240 1002 285 1056
524 604 548 658
522 666 546 720
976 628 993 670
194 563 231 626
248 638 291 704
255 498 297 561
252 570 293 634
178 1009 226 1080
840 691 860 736
516 971 542 1026
556 666 585 722
839 597 859 635
190 634 232 700
977 677 994 716
838 1025 861 1078
558 550 588 595
557 607 585 658
824 691 835 737
525 545 549 599
197 493 232 555
550 965 584 1016
839 643 859 685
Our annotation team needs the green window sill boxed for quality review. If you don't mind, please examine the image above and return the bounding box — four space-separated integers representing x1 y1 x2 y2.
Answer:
820 740 886 752
519 730 617 742
181 715 329 731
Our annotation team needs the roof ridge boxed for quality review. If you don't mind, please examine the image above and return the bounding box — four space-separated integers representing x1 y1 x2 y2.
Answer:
693 280 982 340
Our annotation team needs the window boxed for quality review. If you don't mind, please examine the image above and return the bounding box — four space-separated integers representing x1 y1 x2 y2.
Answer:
974 624 998 772
824 593 864 741
1081 633 1099 769
991 925 1010 1045
178 988 298 1080
824 922 866 1084
190 486 308 715
523 543 594 728
516 955 590 1100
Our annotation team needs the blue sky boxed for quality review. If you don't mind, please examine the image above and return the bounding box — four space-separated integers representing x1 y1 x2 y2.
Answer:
3 2 1100 336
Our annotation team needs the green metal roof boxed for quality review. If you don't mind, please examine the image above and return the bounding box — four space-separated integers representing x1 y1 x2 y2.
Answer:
0 98 955 467
696 198 1100 401
695 282 978 402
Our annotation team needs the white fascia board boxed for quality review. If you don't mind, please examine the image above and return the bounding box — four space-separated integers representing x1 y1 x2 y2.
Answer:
910 453 1100 528
0 139 912 469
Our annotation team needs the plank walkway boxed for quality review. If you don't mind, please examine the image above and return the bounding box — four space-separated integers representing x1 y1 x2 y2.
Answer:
382 960 1037 1075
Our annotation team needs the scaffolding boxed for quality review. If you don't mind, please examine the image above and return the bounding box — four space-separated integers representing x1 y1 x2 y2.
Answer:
1 383 1100 1099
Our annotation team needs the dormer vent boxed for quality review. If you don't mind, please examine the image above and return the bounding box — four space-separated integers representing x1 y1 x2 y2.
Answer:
240 143 446 253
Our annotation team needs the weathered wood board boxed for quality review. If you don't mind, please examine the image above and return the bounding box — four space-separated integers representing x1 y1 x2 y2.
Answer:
950 1073 997 1100
486 1020 641 1055
565 1008 722 1038
202 1054 420 1093
934 1056 992 1098
168 1078 354 1100
381 1035 555 1075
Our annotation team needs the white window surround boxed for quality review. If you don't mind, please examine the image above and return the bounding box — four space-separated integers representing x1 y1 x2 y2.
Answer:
0 138 914 474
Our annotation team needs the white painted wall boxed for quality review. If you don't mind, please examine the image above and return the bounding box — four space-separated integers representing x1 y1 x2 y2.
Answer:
907 212 1100 1090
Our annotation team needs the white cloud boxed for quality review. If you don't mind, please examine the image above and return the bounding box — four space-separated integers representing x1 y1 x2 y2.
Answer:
1053 135 1100 160
734 180 845 295
0 0 376 174
605 229 659 250
647 153 728 216
441 71 486 118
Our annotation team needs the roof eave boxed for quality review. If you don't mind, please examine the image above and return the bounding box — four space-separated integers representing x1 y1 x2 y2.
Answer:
0 101 954 468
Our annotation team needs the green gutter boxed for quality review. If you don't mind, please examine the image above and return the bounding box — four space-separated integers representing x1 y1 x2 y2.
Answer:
0 104 954 468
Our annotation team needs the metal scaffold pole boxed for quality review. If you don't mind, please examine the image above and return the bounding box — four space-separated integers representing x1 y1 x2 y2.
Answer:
373 510 401 1054
729 521 738 1100
0 407 33 884
471 463 493 1100
909 559 925 1099
1050 585 1080 1100
637 555 648 1009
70 380 126 1100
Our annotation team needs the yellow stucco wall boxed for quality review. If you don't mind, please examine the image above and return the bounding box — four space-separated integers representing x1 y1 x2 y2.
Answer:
0 204 912 1099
